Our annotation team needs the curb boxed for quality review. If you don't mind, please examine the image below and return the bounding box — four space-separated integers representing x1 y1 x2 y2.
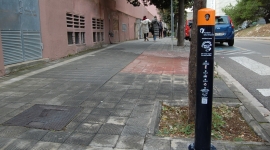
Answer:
5 58 50 75
216 65 270 143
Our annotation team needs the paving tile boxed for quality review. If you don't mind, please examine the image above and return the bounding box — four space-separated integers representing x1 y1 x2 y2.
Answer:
121 125 148 137
80 101 101 108
90 108 114 116
2 138 38 150
0 126 28 138
31 141 61 150
84 115 109 124
97 102 117 109
106 116 128 125
75 123 101 134
89 134 119 147
18 129 48 140
98 123 124 135
64 132 95 146
58 143 87 150
115 135 144 149
41 131 71 143
144 138 171 150
110 109 132 117
0 137 16 149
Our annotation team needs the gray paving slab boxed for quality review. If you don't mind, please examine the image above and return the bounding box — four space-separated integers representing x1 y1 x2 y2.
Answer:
64 132 95 146
115 135 145 149
75 123 101 134
18 129 48 140
41 131 71 143
89 134 119 147
58 143 87 150
31 141 61 150
143 138 171 150
98 123 124 135
106 116 128 125
121 125 148 137
214 78 237 98
2 138 38 150
0 126 28 138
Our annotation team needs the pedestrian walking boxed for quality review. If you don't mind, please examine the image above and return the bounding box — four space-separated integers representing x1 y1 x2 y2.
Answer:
151 16 159 41
140 16 151 41
163 28 167 37
158 20 163 38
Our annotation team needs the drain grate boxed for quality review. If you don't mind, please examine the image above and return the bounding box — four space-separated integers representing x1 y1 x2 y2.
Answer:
2 104 82 131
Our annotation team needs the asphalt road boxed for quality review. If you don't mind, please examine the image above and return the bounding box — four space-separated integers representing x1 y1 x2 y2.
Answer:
214 39 270 110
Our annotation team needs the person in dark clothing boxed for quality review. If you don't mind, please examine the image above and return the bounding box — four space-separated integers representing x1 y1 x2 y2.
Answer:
158 20 163 38
163 28 167 37
151 16 159 41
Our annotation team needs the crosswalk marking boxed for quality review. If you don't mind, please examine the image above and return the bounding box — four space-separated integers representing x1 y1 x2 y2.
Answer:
215 46 259 56
230 56 270 75
215 49 258 55
257 89 270 97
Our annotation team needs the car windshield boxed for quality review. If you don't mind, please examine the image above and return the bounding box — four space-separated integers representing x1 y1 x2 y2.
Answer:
215 16 229 24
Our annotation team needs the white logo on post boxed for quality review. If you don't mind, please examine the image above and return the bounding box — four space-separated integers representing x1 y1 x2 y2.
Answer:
201 41 212 52
200 28 205 34
202 97 208 104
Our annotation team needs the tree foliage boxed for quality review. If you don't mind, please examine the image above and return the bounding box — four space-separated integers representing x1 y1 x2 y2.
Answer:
222 0 270 27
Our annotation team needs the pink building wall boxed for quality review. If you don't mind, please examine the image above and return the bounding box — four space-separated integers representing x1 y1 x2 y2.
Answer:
39 0 105 60
0 0 159 76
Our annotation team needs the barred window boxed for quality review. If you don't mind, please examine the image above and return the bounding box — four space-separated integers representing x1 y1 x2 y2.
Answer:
92 18 104 42
66 13 85 45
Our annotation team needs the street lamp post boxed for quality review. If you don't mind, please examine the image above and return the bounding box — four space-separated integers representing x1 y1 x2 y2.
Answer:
171 0 173 51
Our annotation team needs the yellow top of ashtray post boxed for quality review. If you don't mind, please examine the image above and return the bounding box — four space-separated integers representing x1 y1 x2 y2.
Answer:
198 8 215 26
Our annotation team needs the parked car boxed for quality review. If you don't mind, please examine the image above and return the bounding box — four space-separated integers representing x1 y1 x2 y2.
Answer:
185 20 193 41
215 15 235 46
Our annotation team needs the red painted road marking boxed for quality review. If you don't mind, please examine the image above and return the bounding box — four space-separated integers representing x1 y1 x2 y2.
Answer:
121 51 189 75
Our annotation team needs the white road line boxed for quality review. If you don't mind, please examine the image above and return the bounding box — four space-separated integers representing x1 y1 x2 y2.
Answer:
257 89 270 97
230 56 270 75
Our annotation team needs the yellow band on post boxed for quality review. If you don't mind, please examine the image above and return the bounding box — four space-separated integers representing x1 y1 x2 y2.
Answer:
198 8 215 26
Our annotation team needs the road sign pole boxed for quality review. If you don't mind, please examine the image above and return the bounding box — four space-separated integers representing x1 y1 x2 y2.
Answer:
171 0 173 51
188 8 217 150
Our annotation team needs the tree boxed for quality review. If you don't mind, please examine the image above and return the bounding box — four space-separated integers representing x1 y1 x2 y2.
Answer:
188 0 206 123
176 0 185 46
222 0 270 27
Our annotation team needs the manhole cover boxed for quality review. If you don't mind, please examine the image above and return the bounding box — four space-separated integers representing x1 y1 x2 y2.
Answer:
2 104 82 131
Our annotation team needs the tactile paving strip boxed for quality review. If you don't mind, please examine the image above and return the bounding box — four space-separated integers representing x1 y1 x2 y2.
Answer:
2 104 82 131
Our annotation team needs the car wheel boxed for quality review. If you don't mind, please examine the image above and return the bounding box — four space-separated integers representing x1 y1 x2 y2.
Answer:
228 39 234 46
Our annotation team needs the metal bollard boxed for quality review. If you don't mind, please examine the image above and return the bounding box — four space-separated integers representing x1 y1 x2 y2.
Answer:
189 8 216 150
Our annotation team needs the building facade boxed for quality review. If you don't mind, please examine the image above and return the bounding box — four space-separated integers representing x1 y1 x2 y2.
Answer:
207 0 237 15
0 0 159 76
